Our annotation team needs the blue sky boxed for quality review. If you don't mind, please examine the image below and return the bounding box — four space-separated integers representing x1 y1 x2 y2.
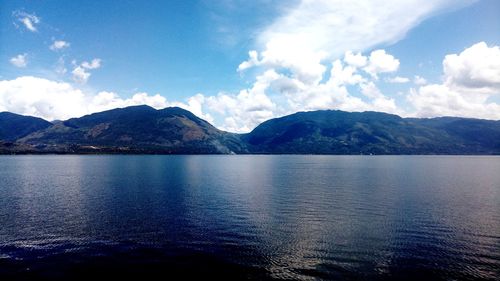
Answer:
1 0 499 132
1 0 282 96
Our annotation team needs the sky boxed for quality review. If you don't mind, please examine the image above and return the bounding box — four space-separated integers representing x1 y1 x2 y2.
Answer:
1 0 499 132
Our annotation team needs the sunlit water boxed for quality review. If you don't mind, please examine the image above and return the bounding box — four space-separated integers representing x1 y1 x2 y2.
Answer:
0 155 499 280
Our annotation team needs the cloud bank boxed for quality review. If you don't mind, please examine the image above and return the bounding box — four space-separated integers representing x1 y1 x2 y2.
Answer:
0 76 212 123
1 42 499 131
204 41 500 131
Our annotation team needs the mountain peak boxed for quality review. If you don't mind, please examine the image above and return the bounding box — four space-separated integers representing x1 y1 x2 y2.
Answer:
10 105 244 154
0 112 52 141
121 104 156 110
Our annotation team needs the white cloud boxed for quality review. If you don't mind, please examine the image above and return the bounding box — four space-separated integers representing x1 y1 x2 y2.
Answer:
360 82 400 113
258 44 328 84
13 11 40 32
409 42 500 119
413 75 427 85
360 81 384 99
88 91 168 114
81 59 101 70
223 0 478 131
5 3 494 135
238 50 260 72
0 76 172 121
72 66 90 83
167 93 214 124
363 49 400 78
9 54 27 68
206 50 405 132
442 42 500 93
3 43 496 134
247 0 473 82
72 59 102 83
50 40 70 51
205 70 278 132
0 76 87 120
329 59 366 86
344 51 368 68
408 84 500 119
387 76 410 83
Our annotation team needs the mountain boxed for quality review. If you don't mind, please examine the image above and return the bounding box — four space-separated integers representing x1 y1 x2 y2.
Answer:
1 107 500 154
243 110 500 154
17 105 246 154
0 112 52 141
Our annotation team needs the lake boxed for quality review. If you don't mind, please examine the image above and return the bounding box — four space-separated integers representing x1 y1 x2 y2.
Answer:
0 155 499 280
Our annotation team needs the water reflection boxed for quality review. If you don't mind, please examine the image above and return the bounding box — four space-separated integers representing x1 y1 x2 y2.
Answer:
0 155 499 280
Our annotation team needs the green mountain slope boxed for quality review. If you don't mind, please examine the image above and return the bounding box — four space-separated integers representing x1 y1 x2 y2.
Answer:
2 107 500 154
18 105 245 154
243 110 500 154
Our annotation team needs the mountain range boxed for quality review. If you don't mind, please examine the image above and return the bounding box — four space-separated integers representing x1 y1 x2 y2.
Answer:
1 105 500 154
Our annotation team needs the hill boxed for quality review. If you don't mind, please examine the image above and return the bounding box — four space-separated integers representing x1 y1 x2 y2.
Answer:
0 112 53 142
16 105 245 154
2 107 500 154
243 110 500 154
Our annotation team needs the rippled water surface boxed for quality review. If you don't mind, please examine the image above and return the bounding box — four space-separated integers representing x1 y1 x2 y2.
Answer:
0 155 499 280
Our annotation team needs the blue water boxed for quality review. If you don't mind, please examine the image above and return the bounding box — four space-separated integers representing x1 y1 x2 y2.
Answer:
0 155 499 280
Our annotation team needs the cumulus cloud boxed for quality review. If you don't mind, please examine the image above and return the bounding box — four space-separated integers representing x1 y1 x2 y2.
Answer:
0 76 219 124
442 42 500 93
359 82 400 113
330 59 366 86
72 66 90 83
413 75 427 85
408 84 500 120
0 76 88 120
0 76 172 121
221 0 478 131
212 41 500 131
205 70 278 132
9 54 27 68
81 59 101 70
203 49 405 132
344 51 368 68
237 50 260 72
13 11 40 32
363 50 400 78
408 42 500 119
50 40 70 51
72 59 102 83
166 93 215 124
88 91 168 114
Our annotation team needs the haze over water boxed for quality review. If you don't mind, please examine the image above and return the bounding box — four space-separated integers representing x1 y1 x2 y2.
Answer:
0 155 499 280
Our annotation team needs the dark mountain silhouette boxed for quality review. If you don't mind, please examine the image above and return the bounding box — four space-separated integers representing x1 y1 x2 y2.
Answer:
13 105 245 154
243 110 500 154
0 112 52 141
1 106 499 154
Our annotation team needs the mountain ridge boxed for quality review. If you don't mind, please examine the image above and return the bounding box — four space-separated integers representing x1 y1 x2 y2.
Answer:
242 109 500 154
0 112 53 141
1 106 500 154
